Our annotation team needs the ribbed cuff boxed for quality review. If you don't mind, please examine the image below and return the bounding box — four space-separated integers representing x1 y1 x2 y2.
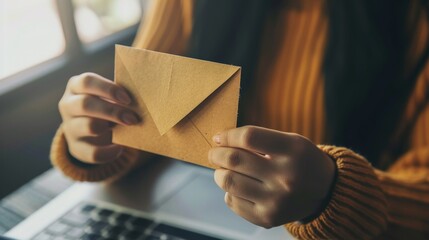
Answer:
50 125 142 182
285 145 388 240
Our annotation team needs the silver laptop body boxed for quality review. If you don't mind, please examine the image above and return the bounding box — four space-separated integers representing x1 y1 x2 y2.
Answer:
6 159 292 239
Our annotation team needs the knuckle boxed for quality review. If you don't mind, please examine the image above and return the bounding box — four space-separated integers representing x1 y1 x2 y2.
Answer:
58 98 66 114
58 99 64 111
225 150 241 168
274 173 294 194
80 73 95 89
261 222 273 229
58 96 75 117
262 182 275 195
67 75 80 89
240 126 256 147
260 209 276 229
221 171 235 192
79 95 94 112
290 134 309 153
260 221 273 229
224 193 233 207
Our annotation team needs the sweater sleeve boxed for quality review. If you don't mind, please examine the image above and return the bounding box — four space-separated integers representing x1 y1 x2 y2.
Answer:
375 149 429 239
286 145 429 240
50 0 193 182
286 65 429 240
286 7 429 239
50 125 144 182
285 146 389 239
132 0 193 52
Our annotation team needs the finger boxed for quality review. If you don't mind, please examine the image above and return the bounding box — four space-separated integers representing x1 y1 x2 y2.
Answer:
68 73 132 105
209 147 271 181
224 192 264 227
69 141 123 164
65 94 140 125
213 125 291 155
81 131 113 146
65 117 112 138
214 169 267 202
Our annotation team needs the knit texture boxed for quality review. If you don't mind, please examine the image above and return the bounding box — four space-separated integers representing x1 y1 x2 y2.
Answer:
50 0 429 238
286 146 388 240
50 126 143 182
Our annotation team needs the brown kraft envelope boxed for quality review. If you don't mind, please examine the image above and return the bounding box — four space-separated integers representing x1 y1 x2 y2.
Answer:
112 45 241 168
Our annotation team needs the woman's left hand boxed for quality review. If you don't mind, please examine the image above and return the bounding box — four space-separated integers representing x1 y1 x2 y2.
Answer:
208 126 336 228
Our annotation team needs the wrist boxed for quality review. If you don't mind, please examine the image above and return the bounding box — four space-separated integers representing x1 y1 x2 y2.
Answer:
50 126 141 182
301 153 338 223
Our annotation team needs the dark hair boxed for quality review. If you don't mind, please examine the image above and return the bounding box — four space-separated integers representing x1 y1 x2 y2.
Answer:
187 0 429 166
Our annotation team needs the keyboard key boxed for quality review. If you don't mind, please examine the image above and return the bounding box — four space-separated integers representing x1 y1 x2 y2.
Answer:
80 204 96 214
61 212 89 227
34 203 223 240
96 209 114 219
46 222 69 235
110 213 132 225
33 232 53 240
126 217 153 230
153 224 221 240
81 233 101 240
66 227 85 238
0 206 24 230
145 233 171 240
120 230 145 240
102 225 125 238
85 221 108 234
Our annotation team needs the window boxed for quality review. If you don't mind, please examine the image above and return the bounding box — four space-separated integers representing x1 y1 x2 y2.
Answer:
0 0 144 88
73 0 142 43
0 0 65 80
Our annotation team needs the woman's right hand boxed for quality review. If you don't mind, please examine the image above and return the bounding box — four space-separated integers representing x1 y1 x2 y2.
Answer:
58 73 140 165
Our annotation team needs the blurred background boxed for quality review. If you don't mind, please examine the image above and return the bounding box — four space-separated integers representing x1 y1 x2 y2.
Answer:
0 0 150 199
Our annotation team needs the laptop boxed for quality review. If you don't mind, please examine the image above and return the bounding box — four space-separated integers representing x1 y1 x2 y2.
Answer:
5 158 292 240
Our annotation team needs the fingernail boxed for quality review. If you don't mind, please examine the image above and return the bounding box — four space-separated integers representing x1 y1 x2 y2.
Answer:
116 90 131 105
121 112 139 125
213 134 221 144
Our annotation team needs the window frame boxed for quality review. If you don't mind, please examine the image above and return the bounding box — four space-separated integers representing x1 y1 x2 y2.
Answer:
0 0 144 96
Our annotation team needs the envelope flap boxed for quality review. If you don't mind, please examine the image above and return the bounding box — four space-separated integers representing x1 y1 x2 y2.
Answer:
116 45 240 135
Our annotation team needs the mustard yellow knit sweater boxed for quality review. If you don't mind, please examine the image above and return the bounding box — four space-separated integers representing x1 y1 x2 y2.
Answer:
51 1 429 239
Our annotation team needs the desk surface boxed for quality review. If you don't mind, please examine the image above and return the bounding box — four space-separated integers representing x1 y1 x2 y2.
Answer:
0 169 73 234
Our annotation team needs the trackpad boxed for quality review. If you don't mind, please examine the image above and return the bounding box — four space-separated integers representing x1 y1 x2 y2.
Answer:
157 173 258 236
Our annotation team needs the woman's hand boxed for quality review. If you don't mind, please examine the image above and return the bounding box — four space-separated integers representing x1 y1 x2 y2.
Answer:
208 126 336 228
59 73 140 164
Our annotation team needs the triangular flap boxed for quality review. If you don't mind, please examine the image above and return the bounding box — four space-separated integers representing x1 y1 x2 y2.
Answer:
116 45 240 135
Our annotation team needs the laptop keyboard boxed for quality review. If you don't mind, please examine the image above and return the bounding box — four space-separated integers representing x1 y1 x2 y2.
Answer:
32 202 222 240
